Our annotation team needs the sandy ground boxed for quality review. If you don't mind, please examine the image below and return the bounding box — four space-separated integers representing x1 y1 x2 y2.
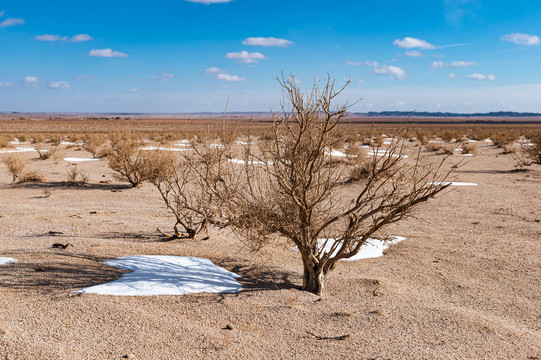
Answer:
0 142 540 359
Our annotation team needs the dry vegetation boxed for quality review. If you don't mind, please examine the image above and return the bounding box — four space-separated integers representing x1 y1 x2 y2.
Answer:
0 82 540 359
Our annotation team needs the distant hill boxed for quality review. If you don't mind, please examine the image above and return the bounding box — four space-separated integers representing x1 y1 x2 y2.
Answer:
355 111 541 117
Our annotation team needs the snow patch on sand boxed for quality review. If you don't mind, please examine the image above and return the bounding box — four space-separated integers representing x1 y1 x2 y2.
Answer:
0 147 44 154
294 236 406 261
0 257 17 265
367 150 408 158
429 182 478 186
64 157 99 162
139 146 188 152
228 158 269 165
60 141 85 146
325 149 356 158
174 140 192 147
76 255 242 296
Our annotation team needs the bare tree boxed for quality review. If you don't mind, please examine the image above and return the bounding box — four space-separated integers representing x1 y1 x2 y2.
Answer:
225 74 453 295
516 132 541 167
148 142 239 239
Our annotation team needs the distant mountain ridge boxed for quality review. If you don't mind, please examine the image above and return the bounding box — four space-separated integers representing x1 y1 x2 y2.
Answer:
356 111 541 117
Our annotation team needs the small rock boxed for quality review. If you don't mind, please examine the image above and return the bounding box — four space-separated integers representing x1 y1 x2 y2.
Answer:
122 354 135 359
224 324 233 330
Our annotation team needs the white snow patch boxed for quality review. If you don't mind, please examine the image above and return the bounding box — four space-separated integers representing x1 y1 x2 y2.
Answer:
210 143 225 149
325 149 357 158
462 153 475 157
367 150 408 158
174 140 192 147
294 236 407 261
64 157 99 162
0 257 17 265
228 158 269 165
428 182 478 186
235 140 253 145
0 147 44 154
60 141 85 146
76 255 242 296
139 146 188 152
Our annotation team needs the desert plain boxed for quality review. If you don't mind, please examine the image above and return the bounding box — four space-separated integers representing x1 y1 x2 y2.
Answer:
0 117 540 359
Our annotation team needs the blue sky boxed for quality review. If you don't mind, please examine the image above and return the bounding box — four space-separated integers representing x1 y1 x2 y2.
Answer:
1 0 541 113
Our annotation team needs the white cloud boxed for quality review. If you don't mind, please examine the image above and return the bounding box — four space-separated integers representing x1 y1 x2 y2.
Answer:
226 51 267 64
23 76 39 87
149 72 175 80
70 34 93 42
36 34 63 41
204 67 222 74
0 18 25 27
468 73 495 81
393 37 435 49
72 75 93 80
216 74 245 82
0 82 13 87
345 59 378 67
447 72 457 79
205 67 245 82
36 34 93 42
432 60 477 68
405 50 423 57
450 60 477 67
373 65 406 80
88 48 129 58
501 33 540 46
185 0 233 4
126 88 139 93
49 81 71 89
242 37 293 47
24 76 39 83
0 10 4 17
390 99 405 106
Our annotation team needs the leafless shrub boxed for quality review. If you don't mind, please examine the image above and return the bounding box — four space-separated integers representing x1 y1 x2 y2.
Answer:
492 133 516 149
34 142 59 160
426 142 443 152
461 143 478 155
19 170 44 183
217 74 453 295
515 133 541 167
415 130 428 146
66 165 88 185
106 129 153 187
83 133 108 158
2 155 28 181
148 143 236 239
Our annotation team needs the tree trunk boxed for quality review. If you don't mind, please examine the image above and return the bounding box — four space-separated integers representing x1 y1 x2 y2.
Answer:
301 256 326 295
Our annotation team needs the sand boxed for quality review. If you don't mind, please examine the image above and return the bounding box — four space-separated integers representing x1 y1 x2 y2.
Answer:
0 141 540 359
